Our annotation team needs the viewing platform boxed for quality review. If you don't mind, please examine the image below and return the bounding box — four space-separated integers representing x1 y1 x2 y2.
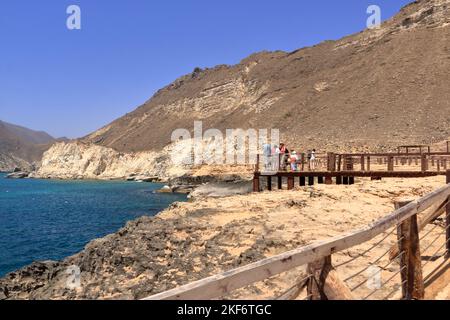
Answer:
253 149 450 192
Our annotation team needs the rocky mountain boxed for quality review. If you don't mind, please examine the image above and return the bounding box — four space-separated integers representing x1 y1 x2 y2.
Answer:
82 0 450 154
0 120 57 172
36 0 450 180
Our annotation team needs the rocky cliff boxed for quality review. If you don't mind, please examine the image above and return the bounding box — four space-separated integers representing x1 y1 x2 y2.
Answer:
32 142 190 181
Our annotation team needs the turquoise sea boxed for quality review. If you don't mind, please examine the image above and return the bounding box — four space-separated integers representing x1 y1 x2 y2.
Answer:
0 173 186 277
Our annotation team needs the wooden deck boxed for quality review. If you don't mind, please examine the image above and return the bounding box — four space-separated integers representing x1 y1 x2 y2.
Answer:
254 171 447 191
254 151 450 191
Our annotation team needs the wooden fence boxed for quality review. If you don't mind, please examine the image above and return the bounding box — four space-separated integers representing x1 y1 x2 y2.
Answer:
254 152 450 191
143 171 450 300
257 152 450 174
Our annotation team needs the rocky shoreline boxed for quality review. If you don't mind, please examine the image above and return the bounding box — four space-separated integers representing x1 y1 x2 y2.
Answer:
1 176 445 300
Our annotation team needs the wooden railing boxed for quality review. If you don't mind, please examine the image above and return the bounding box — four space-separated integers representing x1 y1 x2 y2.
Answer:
254 152 450 190
256 152 450 174
144 174 450 300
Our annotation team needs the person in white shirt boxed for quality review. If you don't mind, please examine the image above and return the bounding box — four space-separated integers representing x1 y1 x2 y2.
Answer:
310 149 317 171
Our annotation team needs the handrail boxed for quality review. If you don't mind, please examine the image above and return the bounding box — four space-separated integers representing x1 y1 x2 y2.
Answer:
143 183 450 300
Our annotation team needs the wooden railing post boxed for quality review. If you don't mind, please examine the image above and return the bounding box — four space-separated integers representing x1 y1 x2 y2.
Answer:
421 154 427 172
388 156 394 172
367 156 371 171
256 154 260 172
396 200 424 300
361 155 365 171
327 152 336 172
253 174 260 192
301 153 305 171
278 153 282 171
307 256 353 300
287 176 295 190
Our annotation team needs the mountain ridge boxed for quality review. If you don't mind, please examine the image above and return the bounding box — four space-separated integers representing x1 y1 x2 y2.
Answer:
0 120 57 171
81 0 450 154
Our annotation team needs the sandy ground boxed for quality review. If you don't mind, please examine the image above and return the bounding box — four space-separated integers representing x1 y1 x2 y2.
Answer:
160 175 449 300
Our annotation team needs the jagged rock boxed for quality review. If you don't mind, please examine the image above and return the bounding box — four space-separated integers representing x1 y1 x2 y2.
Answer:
6 172 29 179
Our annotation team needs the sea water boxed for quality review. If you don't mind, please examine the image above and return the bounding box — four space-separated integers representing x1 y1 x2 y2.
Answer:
0 173 186 276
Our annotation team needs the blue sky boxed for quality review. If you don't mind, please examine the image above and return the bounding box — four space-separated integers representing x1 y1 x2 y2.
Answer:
0 0 412 138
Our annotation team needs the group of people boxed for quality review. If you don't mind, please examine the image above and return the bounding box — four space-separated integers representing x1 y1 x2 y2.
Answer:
262 143 317 172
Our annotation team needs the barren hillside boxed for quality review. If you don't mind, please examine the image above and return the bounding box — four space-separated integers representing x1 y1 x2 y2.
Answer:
0 120 56 171
83 0 450 154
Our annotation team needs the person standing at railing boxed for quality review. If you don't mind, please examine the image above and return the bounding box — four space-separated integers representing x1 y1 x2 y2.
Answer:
273 145 281 171
263 143 272 171
290 151 299 171
279 143 289 171
310 149 317 171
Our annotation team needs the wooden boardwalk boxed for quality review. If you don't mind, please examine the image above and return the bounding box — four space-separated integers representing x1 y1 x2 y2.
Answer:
254 151 450 192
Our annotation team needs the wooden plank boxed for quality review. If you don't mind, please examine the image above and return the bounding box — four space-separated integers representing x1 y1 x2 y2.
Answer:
323 269 354 300
267 176 272 191
300 176 306 187
339 152 450 157
388 156 394 172
277 176 282 190
307 257 330 300
421 154 427 172
287 177 295 190
307 256 353 300
330 153 336 172
396 204 424 300
253 174 260 192
270 171 446 178
144 185 450 300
